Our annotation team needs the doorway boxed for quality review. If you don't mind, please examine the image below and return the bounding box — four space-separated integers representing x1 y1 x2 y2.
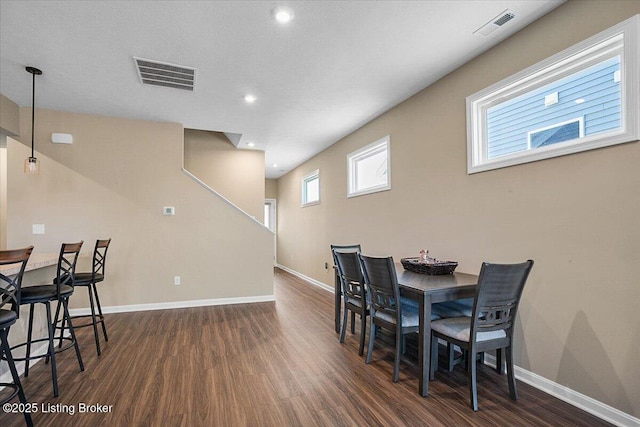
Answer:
264 199 277 264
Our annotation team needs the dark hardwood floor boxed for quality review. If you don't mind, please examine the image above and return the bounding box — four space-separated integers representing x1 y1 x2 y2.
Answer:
1 268 611 426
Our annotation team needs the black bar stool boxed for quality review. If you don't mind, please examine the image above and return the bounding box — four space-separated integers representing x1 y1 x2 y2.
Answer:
57 238 111 355
11 241 84 397
0 246 34 427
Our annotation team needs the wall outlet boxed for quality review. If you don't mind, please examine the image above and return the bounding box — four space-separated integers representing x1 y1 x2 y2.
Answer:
32 224 45 234
324 262 329 270
174 276 181 286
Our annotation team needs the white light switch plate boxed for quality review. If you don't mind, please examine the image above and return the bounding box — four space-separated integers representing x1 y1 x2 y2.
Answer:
163 206 175 216
32 224 45 234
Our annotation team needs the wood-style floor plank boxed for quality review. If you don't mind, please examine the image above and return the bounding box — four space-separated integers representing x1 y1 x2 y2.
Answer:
1 268 612 426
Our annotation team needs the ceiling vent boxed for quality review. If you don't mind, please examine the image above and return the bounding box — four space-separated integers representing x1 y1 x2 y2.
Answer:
133 57 196 91
474 10 516 36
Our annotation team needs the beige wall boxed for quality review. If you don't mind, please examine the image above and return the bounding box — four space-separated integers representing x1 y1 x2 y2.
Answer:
6 107 274 309
183 129 265 220
277 0 640 418
0 95 20 249
265 178 278 200
1 94 20 136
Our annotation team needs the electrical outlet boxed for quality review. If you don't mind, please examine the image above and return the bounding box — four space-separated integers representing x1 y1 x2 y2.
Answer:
324 262 328 270
174 276 181 286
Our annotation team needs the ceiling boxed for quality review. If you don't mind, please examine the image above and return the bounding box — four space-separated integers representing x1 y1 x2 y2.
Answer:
0 0 564 178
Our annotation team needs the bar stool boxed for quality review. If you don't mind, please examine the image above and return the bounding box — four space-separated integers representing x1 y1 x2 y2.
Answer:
57 238 111 355
11 241 84 397
0 246 34 427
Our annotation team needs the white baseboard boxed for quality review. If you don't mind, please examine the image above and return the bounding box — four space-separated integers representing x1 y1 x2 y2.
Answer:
275 263 334 293
68 294 276 316
281 264 639 427
483 355 639 427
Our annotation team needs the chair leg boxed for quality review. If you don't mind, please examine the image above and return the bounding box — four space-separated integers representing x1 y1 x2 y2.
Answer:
62 297 84 372
358 312 366 356
45 302 59 397
93 283 108 341
469 350 479 411
339 304 348 343
506 346 518 400
430 334 439 380
52 299 65 349
24 304 35 377
366 323 376 364
1 329 34 427
496 348 505 374
350 311 356 334
446 342 455 371
87 284 102 355
393 329 401 382
401 335 407 355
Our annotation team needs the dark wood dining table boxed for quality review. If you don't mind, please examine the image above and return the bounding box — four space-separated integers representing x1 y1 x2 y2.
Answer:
396 264 478 397
333 263 478 397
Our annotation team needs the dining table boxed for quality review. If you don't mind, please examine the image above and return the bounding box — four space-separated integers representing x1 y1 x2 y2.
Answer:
333 262 478 397
396 263 478 397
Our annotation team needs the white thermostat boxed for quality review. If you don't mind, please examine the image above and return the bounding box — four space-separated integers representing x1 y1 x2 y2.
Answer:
163 206 175 216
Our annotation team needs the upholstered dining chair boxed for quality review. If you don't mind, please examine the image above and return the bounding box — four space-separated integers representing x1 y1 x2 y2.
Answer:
430 260 534 411
330 244 361 334
0 246 34 427
13 241 84 397
358 254 420 382
333 250 368 356
61 238 111 355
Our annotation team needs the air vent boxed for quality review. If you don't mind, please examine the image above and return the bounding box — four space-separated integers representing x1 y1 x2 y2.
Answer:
133 57 196 91
493 12 515 26
474 9 516 36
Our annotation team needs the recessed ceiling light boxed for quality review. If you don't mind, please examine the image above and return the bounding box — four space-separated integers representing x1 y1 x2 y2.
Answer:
273 163 278 168
272 6 294 24
244 94 257 103
575 98 586 104
247 142 255 147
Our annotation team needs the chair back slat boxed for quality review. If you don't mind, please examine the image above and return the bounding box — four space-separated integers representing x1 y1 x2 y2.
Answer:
0 246 34 318
330 244 361 267
92 238 111 279
55 241 83 299
471 260 534 338
358 255 401 321
333 251 366 305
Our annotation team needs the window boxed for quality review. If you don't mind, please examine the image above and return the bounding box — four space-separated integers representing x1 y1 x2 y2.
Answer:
301 169 320 206
467 15 639 174
347 136 391 197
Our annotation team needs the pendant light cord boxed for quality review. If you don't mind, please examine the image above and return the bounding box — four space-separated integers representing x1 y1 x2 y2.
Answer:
31 71 36 158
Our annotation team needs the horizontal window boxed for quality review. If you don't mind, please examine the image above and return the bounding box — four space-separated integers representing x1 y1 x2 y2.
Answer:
467 15 639 173
347 136 390 198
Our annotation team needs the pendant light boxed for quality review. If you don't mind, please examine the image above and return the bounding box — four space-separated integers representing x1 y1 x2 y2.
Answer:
24 66 42 175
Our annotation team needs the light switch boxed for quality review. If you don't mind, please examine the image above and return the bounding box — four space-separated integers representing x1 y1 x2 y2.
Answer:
32 224 45 234
163 206 175 216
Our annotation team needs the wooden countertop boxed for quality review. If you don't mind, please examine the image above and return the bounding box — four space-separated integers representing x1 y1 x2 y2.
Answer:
0 252 59 276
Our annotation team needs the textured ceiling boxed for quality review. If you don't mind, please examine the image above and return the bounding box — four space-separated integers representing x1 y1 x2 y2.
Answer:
0 1 564 178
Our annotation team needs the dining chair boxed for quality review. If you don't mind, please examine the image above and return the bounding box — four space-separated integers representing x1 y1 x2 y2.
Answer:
59 238 111 355
358 254 420 382
333 250 368 356
0 246 34 427
430 260 534 411
12 241 84 397
330 244 361 334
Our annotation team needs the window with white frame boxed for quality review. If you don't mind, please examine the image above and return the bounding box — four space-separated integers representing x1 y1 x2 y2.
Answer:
347 136 390 197
466 15 639 174
301 169 320 206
